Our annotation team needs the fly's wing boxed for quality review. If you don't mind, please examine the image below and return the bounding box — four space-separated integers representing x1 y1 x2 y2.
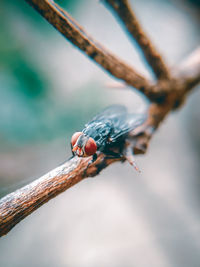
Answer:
85 105 127 126
110 113 147 142
83 105 146 148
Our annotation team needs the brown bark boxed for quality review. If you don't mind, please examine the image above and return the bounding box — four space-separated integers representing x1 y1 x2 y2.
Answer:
103 0 171 80
25 0 152 96
0 155 120 236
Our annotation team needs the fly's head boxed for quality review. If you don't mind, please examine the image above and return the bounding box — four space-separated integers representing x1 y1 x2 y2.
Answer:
71 132 97 157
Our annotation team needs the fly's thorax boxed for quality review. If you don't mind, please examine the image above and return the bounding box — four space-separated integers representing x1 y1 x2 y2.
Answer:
83 120 113 149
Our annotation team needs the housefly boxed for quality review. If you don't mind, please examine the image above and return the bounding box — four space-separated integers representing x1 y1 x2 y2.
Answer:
71 105 146 171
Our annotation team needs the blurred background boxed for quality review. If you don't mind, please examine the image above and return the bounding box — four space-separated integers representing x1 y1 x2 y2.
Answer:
0 0 200 266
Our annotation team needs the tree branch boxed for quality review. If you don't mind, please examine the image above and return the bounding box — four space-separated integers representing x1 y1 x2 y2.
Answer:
0 73 197 237
0 155 121 236
24 0 154 96
0 102 165 237
103 0 171 80
0 0 200 237
176 47 200 92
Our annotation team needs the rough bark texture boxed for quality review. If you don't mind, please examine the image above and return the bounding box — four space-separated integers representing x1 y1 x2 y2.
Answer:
0 0 199 237
0 155 121 236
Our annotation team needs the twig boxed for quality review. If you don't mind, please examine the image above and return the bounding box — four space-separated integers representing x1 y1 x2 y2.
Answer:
103 0 171 80
0 155 121 236
24 0 154 96
176 47 200 92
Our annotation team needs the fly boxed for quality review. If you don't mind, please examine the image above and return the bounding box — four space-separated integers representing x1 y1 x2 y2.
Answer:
71 105 146 171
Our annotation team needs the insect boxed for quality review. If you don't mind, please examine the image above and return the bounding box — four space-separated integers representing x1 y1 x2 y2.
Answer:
71 105 146 171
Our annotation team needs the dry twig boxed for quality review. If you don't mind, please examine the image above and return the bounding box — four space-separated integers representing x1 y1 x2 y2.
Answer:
25 0 152 95
0 155 121 236
0 0 199 237
176 47 200 92
103 0 171 80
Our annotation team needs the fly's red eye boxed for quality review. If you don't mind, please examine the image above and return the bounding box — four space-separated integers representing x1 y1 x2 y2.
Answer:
71 132 82 147
84 138 97 156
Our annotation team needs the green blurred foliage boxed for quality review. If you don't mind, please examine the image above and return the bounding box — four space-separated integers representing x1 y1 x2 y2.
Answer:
0 0 103 148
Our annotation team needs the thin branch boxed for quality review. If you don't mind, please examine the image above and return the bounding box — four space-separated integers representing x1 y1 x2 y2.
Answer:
0 155 121 236
24 0 154 96
0 103 162 237
103 0 171 80
176 47 200 92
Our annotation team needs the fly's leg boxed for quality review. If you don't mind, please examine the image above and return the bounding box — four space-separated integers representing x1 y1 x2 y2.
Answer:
105 147 140 172
91 153 97 163
83 153 98 176
87 153 98 166
123 145 141 172
104 150 123 159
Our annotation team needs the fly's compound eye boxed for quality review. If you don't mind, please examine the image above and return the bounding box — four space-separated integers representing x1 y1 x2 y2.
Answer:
71 132 82 147
84 137 97 156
